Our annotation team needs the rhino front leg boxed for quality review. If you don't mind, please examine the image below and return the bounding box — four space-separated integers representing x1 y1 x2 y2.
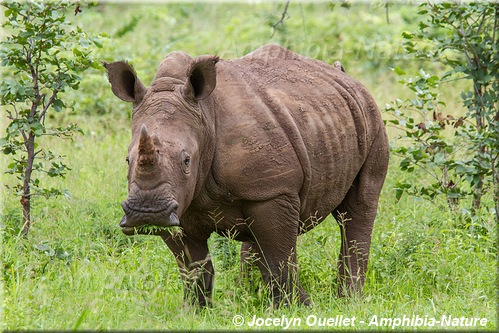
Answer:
245 196 310 307
161 233 214 306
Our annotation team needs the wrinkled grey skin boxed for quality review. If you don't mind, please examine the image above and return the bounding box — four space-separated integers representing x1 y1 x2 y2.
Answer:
105 45 389 307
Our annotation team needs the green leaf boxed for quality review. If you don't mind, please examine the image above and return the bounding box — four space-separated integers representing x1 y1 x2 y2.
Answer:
401 31 414 39
52 99 65 112
393 66 407 76
395 188 404 201
72 48 83 57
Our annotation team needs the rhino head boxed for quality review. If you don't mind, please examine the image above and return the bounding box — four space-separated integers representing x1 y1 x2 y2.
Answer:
105 52 218 236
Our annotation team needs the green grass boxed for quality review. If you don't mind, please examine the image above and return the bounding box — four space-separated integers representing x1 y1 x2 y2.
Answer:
1 2 496 331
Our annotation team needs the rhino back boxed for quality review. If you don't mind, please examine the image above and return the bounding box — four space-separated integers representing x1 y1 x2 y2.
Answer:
203 45 383 225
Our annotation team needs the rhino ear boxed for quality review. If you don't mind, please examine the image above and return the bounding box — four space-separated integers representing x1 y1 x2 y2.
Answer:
183 55 219 101
104 61 146 104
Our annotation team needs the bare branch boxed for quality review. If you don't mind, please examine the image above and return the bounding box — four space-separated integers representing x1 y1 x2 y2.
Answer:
6 103 19 119
385 0 391 25
493 6 498 47
19 129 28 147
271 0 290 38
39 90 59 124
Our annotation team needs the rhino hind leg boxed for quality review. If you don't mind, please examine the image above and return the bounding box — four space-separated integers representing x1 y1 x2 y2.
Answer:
333 128 389 298
240 241 262 294
240 241 257 280
243 197 310 307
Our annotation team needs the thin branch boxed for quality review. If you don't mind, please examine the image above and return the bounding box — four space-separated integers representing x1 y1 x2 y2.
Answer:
493 5 498 48
459 26 476 67
271 0 290 38
5 110 14 120
19 129 28 147
39 88 60 124
6 103 19 119
475 10 488 36
385 0 390 25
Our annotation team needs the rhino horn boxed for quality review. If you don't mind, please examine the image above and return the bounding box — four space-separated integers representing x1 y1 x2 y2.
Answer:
138 124 157 165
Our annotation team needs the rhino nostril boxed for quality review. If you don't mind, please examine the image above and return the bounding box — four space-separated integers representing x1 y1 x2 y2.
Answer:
169 201 179 213
169 212 180 226
121 201 129 214
119 215 127 227
166 201 180 226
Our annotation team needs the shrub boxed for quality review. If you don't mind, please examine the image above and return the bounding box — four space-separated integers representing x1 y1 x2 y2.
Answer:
385 2 498 222
0 0 103 234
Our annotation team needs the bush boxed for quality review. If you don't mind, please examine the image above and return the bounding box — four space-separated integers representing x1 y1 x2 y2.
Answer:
0 0 104 234
384 2 498 222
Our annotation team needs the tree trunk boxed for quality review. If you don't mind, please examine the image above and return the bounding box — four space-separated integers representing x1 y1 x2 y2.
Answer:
471 82 486 213
494 110 499 224
495 168 499 224
471 118 485 212
21 133 36 236
21 191 31 236
472 170 484 212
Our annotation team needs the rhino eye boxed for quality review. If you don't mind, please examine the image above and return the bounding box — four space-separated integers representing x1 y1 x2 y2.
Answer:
181 150 191 174
125 156 130 165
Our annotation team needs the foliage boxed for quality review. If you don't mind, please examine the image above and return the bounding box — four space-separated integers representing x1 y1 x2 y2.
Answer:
385 68 463 204
0 0 103 234
384 2 499 220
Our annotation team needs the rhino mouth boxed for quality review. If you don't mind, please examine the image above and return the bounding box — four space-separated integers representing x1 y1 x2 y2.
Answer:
120 200 180 236
120 218 178 237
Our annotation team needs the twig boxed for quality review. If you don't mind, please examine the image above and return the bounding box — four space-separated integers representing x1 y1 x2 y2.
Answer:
271 0 290 38
39 90 58 124
385 0 390 24
493 6 498 49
